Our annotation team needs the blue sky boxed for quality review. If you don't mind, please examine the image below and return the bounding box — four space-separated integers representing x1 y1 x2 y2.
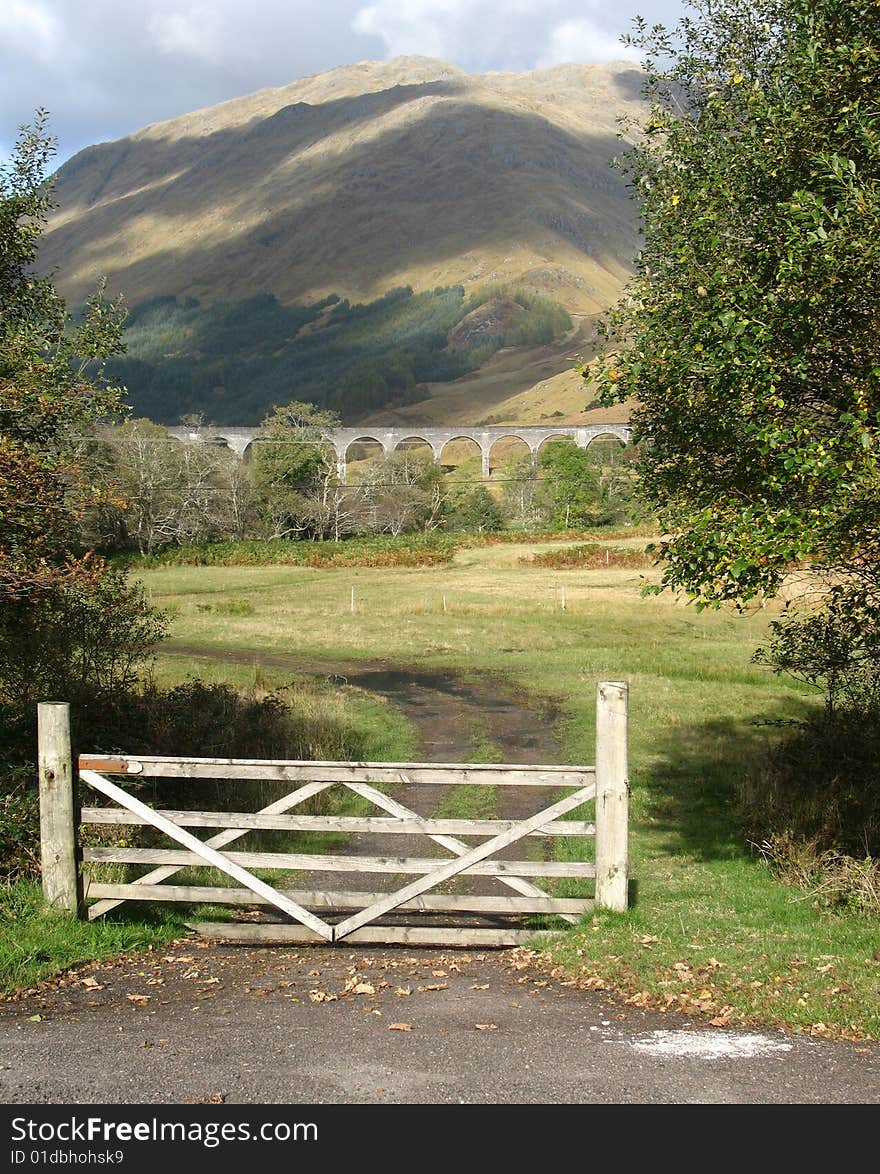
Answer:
1 1 688 165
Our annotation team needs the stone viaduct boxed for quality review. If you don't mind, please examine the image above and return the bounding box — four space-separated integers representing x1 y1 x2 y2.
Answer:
166 423 633 481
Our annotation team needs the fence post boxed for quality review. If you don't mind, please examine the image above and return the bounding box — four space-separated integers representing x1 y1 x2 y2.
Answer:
37 702 80 915
595 681 629 912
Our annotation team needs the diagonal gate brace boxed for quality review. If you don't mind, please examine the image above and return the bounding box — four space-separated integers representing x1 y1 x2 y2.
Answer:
80 770 333 940
347 776 589 924
333 784 594 940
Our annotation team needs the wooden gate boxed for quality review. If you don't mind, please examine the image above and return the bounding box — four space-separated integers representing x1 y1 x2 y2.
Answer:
37 682 629 948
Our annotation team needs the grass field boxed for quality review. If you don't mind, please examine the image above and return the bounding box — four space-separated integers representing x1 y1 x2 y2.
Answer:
8 536 879 1037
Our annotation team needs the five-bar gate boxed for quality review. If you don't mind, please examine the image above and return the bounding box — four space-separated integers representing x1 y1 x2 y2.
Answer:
37 682 629 947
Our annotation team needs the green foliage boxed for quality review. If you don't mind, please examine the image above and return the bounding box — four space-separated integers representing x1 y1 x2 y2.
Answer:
0 112 128 596
538 439 605 529
0 569 168 714
0 114 168 885
105 280 573 425
754 591 880 715
249 400 341 540
108 285 472 424
446 486 504 533
595 0 880 611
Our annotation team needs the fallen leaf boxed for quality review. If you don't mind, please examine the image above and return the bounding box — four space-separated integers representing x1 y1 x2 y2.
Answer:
395 986 412 997
353 982 376 995
471 984 489 990
308 990 337 1003
126 993 150 1005
475 1023 498 1031
28 1014 42 1023
82 977 103 991
432 970 447 978
418 983 447 992
388 1023 413 1032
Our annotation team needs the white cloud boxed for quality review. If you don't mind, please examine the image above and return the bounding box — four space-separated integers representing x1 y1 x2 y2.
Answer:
0 1 681 163
537 18 640 68
354 0 565 72
148 5 228 64
0 0 60 62
352 0 642 73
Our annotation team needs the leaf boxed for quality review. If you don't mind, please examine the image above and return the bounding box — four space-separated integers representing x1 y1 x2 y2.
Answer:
82 976 103 990
308 990 337 1003
353 981 376 995
394 986 412 996
388 1022 413 1032
28 1013 42 1022
475 1023 498 1031
125 993 150 1004
471 984 489 990
418 983 447 992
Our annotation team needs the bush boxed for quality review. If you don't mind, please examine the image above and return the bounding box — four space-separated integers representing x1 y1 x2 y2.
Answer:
738 711 880 859
756 834 880 915
523 543 654 569
0 570 168 713
0 675 388 881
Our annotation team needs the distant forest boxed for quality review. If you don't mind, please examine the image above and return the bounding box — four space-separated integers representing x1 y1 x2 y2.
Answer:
102 284 572 425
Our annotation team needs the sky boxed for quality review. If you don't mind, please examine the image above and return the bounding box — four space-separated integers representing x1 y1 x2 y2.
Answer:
1 0 688 166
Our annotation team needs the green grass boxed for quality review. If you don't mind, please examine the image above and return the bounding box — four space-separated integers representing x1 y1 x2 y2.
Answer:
0 882 185 996
11 536 880 1036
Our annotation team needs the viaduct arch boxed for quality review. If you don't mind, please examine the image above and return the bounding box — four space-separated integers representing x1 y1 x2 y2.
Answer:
166 423 633 481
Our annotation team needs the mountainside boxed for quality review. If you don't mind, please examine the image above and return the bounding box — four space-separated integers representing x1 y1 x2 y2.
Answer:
44 56 642 312
41 56 644 425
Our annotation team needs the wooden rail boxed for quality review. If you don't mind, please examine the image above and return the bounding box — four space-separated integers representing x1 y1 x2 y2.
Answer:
36 682 630 947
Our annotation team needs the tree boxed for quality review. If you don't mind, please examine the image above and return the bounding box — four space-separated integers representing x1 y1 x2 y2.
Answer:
1 112 128 597
448 486 504 533
538 440 604 530
250 400 343 539
0 113 166 707
594 1 880 622
351 451 445 535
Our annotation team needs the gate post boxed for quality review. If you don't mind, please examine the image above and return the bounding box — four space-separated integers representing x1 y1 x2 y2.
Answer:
37 702 80 915
595 681 629 912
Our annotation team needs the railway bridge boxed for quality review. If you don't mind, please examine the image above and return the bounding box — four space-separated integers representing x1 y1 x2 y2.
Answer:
166 422 633 481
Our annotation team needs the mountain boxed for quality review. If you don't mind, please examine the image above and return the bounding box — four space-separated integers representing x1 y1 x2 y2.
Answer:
41 56 644 425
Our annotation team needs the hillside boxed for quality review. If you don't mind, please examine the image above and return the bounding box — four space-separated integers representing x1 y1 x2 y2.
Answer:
42 56 644 424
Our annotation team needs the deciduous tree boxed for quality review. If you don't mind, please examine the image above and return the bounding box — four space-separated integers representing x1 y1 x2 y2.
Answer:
594 0 880 628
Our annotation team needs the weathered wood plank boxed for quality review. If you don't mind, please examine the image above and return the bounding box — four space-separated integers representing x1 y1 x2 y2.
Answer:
38 703 80 915
186 922 564 947
595 681 630 913
80 807 595 837
83 846 596 877
79 770 332 939
85 779 336 920
334 785 596 939
81 754 593 787
84 882 594 915
346 778 586 925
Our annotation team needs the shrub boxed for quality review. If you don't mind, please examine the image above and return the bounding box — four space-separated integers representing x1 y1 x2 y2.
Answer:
738 711 880 859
